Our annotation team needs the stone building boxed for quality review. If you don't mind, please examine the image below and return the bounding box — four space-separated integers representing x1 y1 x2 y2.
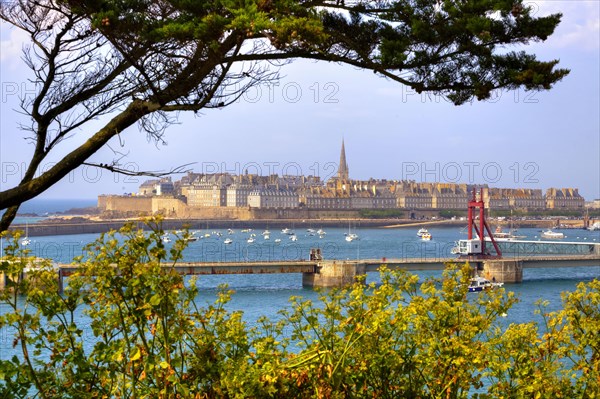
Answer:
395 182 433 209
185 185 227 207
506 188 545 210
226 184 254 207
138 178 174 196
430 183 468 209
546 188 585 209
247 189 299 208
483 188 510 210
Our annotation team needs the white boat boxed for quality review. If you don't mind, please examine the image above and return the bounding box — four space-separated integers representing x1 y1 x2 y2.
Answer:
227 228 235 235
468 276 504 292
289 234 298 242
281 228 291 234
264 234 270 240
162 234 171 243
224 238 233 245
541 229 565 240
317 229 326 236
345 233 359 242
185 232 199 242
492 226 525 241
247 237 255 243
345 223 359 242
21 222 31 246
450 243 460 255
417 228 428 237
262 229 271 236
588 222 600 231
421 232 432 241
274 238 282 243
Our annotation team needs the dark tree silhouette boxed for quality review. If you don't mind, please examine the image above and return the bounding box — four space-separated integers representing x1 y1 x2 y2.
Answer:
0 0 569 230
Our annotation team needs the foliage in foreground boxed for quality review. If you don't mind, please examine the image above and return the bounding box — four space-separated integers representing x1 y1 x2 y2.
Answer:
0 222 598 398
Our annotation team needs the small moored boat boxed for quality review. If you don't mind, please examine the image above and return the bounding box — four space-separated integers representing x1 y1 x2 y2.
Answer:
468 276 504 292
417 228 428 237
185 232 199 242
541 229 565 240
345 233 359 242
21 222 31 246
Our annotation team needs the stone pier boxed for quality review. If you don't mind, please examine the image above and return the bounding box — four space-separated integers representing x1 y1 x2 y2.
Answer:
302 261 366 288
482 259 523 283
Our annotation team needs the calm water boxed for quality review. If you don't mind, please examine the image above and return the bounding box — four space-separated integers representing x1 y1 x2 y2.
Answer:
1 198 97 225
8 224 600 264
1 222 599 362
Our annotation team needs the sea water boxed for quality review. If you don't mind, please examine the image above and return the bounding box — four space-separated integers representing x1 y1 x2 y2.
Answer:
1 198 97 225
1 211 599 366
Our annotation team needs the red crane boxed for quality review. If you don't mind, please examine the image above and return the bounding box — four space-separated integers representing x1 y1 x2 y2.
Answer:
464 188 502 259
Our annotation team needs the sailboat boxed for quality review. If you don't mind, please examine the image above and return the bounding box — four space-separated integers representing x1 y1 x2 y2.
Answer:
21 222 31 246
345 222 359 242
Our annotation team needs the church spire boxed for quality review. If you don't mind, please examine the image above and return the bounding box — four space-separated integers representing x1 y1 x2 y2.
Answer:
338 139 349 181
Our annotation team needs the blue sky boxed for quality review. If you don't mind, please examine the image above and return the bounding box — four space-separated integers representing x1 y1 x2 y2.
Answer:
1 1 599 202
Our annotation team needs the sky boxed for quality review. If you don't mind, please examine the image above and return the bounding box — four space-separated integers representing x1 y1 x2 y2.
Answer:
1 1 599 203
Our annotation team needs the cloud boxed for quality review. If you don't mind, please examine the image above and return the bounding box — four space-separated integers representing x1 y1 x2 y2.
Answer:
534 1 600 51
0 24 30 68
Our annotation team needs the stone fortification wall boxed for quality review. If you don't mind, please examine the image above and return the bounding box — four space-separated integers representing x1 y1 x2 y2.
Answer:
151 198 252 219
102 196 153 213
152 197 189 217
97 195 108 210
99 195 368 220
182 205 252 220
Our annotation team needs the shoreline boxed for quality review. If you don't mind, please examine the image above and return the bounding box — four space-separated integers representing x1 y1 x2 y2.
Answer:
6 217 584 238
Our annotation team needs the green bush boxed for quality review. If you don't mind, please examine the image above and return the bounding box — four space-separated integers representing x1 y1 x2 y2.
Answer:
1 220 598 398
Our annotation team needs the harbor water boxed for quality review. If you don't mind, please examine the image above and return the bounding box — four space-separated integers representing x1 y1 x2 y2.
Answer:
2 221 599 362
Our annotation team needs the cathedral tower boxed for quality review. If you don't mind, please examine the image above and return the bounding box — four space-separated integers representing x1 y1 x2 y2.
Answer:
338 139 349 181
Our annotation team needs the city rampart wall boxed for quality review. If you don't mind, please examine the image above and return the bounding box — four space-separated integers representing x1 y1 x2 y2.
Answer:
101 196 152 213
152 197 189 217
